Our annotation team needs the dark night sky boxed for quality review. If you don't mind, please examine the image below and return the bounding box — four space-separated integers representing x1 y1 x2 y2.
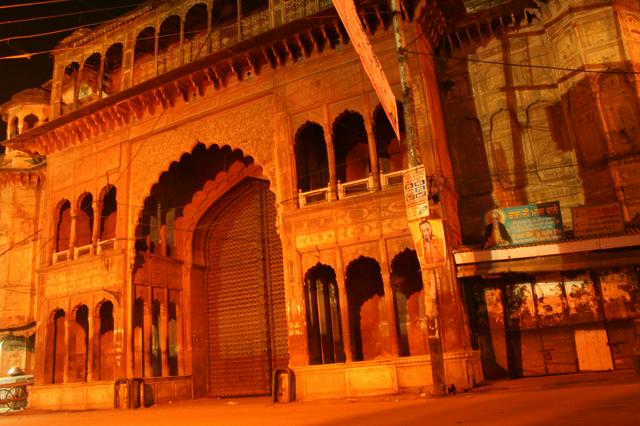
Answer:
0 0 149 140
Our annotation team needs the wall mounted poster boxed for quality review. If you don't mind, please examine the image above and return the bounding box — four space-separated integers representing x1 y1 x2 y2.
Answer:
484 201 564 247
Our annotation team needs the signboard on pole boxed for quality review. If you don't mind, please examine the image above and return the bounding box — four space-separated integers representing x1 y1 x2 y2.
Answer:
403 165 429 221
332 0 400 139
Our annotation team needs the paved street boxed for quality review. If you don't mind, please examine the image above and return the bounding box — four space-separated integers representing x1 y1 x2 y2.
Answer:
3 372 640 426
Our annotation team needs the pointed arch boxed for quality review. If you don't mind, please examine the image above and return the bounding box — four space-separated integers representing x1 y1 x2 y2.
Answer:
99 185 117 241
294 121 329 192
373 102 406 173
55 199 72 252
102 43 124 96
390 249 427 357
332 110 370 182
304 263 345 365
45 308 66 384
345 256 389 361
75 192 94 248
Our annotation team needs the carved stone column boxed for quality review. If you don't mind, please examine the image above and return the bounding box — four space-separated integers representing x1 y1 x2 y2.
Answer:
160 291 169 377
143 295 153 377
87 313 95 381
68 212 77 259
335 248 352 362
62 315 71 383
323 104 338 200
91 200 102 254
379 239 399 357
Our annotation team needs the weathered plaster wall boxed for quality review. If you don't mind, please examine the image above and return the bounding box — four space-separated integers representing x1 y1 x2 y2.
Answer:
440 0 640 243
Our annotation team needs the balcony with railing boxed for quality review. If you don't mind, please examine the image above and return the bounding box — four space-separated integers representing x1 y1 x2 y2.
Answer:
298 169 406 208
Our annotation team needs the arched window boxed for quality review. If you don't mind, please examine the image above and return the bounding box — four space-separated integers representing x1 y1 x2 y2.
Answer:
133 298 145 377
9 116 19 137
184 3 209 61
390 249 426 356
100 186 117 241
96 301 115 380
374 102 406 173
62 62 80 108
23 114 39 130
45 309 66 384
333 111 370 183
211 0 238 45
79 53 101 103
242 0 268 16
55 200 72 252
295 122 329 192
184 3 208 40
102 43 124 96
134 27 156 85
158 15 182 73
68 304 89 382
304 264 345 365
76 193 93 247
158 15 181 53
345 256 390 361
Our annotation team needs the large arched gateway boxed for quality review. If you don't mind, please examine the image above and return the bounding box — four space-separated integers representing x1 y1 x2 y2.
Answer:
195 178 287 396
133 144 288 397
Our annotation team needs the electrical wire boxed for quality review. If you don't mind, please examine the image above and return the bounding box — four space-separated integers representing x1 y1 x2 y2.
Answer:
0 0 74 10
0 5 137 25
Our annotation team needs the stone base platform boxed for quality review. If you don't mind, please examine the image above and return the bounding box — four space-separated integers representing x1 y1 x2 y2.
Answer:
292 350 483 401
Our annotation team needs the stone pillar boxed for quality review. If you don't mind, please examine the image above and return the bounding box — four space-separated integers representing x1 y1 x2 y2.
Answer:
143 296 153 377
175 296 185 375
379 239 399 357
365 123 381 190
335 248 352 362
87 313 95 381
69 212 77 259
74 67 82 105
91 200 102 254
160 291 169 376
97 55 106 98
323 104 338 200
62 315 71 383
179 14 185 66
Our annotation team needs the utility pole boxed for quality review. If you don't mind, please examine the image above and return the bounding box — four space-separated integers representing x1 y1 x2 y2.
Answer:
389 0 447 397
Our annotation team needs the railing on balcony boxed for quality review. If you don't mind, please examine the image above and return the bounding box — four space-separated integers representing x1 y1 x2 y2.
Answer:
298 169 407 208
381 169 404 189
298 184 331 207
97 238 116 254
338 175 375 199
145 0 335 85
52 249 70 264
74 243 92 258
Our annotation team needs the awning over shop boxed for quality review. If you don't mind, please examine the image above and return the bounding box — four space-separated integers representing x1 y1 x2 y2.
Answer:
453 233 640 278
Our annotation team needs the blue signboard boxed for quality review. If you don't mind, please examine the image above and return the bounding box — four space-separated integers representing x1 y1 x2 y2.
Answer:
502 201 564 245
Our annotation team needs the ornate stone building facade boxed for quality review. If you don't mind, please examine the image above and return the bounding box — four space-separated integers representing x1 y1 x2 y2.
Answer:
0 0 639 410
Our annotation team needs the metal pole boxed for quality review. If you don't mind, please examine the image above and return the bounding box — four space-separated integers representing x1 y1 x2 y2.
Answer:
389 0 446 397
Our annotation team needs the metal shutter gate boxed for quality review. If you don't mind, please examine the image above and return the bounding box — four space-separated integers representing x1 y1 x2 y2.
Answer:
205 181 272 397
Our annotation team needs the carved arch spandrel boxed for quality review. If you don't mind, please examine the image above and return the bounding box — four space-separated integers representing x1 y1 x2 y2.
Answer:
173 161 265 263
